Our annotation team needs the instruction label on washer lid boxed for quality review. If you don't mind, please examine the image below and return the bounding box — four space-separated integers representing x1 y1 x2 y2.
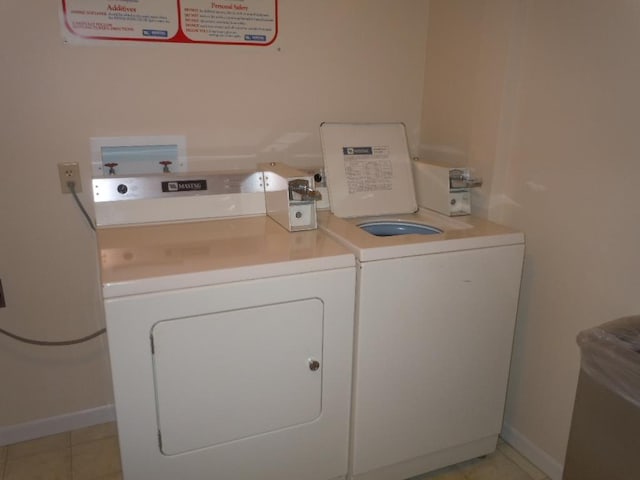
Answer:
343 146 393 194
320 122 417 218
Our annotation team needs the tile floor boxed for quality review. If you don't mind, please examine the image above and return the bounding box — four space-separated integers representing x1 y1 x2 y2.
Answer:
0 422 121 480
0 423 549 480
408 439 550 480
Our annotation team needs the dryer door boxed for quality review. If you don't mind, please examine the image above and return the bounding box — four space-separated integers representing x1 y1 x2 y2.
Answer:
151 298 324 455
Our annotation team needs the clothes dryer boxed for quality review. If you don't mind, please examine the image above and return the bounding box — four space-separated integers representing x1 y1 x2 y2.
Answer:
94 170 356 480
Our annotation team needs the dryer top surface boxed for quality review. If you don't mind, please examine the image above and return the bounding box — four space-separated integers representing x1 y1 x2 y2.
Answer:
98 215 354 298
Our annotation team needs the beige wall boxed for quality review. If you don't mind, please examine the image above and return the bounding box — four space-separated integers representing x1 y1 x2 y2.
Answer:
420 0 520 218
0 1 429 427
422 0 640 476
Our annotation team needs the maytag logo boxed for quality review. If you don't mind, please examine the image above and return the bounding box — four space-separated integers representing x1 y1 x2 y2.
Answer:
343 146 373 155
162 180 208 193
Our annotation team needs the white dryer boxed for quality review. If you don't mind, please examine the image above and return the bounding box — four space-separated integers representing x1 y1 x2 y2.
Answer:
93 171 356 480
318 124 525 480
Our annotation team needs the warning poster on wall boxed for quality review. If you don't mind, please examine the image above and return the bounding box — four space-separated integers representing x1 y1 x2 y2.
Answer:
61 0 278 46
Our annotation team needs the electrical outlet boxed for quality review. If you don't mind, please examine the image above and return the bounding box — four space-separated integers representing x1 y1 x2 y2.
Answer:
0 279 5 308
58 162 82 193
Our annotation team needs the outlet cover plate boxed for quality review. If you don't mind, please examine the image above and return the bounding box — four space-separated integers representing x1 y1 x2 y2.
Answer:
58 162 82 193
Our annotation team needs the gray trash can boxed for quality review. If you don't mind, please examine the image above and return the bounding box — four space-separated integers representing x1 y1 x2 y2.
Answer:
563 315 640 480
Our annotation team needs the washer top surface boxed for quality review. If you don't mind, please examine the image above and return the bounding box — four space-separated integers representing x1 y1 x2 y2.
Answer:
318 209 524 262
98 215 354 298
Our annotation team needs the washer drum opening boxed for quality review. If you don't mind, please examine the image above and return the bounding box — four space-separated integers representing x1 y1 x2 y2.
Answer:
358 221 443 237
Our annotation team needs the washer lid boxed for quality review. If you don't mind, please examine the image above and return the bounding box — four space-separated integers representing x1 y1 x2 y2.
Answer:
320 122 417 218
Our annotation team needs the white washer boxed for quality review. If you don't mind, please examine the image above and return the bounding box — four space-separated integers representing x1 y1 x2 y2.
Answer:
93 171 356 480
319 124 525 480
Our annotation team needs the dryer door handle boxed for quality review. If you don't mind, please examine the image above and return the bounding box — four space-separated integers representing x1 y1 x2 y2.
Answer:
308 359 321 371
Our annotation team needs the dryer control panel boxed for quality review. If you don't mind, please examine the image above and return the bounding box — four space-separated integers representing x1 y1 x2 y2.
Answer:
91 170 266 226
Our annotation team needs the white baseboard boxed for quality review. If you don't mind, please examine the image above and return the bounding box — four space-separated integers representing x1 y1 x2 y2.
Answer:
501 422 564 480
0 404 115 446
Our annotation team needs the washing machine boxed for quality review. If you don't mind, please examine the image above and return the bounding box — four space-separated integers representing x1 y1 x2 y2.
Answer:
318 123 525 480
93 170 356 480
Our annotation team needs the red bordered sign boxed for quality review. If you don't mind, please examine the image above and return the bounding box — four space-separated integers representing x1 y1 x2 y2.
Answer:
61 0 278 46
